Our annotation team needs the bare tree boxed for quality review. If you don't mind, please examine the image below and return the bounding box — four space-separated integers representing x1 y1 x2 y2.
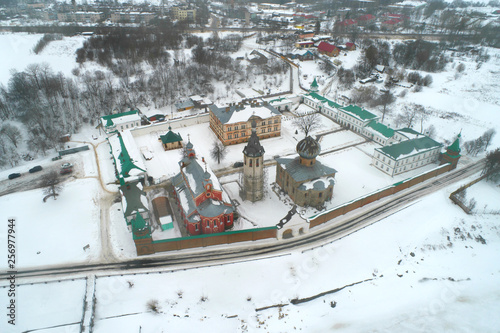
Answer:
210 141 227 164
0 123 22 148
395 105 416 128
481 128 496 150
41 171 63 200
372 90 395 122
293 113 322 137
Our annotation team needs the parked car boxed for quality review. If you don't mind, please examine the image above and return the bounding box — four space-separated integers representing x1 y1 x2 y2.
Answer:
60 168 73 175
61 163 73 169
233 162 244 168
29 165 43 173
8 173 21 180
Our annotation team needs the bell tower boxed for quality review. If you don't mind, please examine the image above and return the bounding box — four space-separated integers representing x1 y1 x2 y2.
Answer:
242 120 265 202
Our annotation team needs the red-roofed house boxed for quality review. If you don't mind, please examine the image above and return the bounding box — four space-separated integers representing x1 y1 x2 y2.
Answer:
357 14 375 25
317 41 340 57
382 18 404 30
335 18 357 32
345 42 356 51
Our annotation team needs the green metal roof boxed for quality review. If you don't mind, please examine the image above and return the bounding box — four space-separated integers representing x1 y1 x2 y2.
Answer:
102 110 139 122
397 127 421 135
132 211 147 231
160 129 183 144
340 105 378 121
376 136 442 160
306 92 342 109
117 133 146 184
367 121 394 138
120 182 148 218
448 133 461 153
311 77 318 88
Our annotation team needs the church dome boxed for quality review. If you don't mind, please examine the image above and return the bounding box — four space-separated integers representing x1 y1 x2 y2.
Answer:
296 136 321 159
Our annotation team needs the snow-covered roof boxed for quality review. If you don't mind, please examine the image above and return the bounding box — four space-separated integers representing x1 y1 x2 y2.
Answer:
108 130 147 181
101 110 140 129
276 155 337 183
209 103 281 125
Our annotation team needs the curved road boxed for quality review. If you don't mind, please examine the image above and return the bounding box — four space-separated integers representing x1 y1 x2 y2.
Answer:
0 159 485 280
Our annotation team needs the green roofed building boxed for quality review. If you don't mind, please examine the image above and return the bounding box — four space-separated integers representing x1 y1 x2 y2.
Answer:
338 105 379 134
362 120 395 145
159 126 183 151
101 110 141 135
302 92 342 120
120 181 154 255
373 136 443 176
440 133 461 169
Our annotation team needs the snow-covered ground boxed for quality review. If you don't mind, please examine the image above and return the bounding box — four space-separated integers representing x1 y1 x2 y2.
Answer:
0 178 102 269
4 174 498 332
0 29 499 332
0 33 88 86
91 177 500 333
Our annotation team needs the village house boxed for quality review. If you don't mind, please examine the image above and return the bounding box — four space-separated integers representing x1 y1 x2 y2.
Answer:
209 101 282 146
171 141 235 236
317 41 340 57
345 42 356 51
175 99 195 112
288 49 314 61
357 14 376 26
101 110 141 135
276 136 337 208
295 41 315 49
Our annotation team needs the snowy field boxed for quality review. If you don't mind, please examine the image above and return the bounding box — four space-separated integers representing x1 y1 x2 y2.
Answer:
0 178 101 269
85 176 500 332
0 33 87 86
0 278 87 333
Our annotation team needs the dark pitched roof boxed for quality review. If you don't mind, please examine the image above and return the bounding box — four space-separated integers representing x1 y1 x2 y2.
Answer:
276 156 337 183
120 182 148 218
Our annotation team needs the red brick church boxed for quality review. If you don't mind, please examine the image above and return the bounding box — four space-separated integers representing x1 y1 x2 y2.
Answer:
171 140 235 235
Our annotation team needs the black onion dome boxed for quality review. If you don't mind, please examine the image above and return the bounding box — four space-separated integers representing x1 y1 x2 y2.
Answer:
296 136 321 159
